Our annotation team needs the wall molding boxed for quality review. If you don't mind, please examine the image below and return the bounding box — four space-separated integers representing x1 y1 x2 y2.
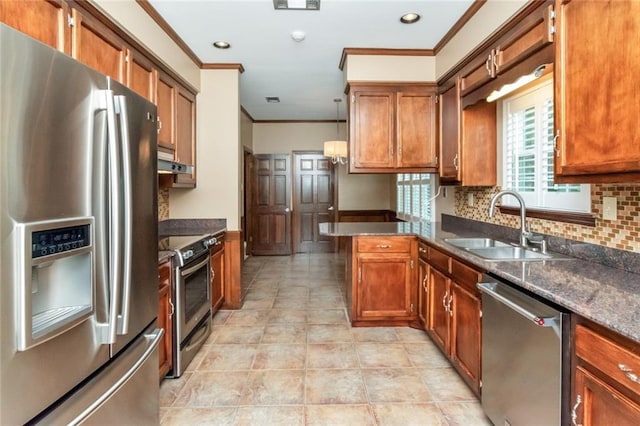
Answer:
339 48 435 71
201 63 245 73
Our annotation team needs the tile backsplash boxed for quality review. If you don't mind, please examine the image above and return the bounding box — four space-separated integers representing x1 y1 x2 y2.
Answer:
455 184 640 253
158 188 170 220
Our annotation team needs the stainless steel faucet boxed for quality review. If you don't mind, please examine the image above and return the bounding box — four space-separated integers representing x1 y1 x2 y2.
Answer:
488 190 531 247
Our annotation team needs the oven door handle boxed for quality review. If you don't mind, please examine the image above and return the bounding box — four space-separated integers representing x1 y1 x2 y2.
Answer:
181 256 210 277
184 318 211 353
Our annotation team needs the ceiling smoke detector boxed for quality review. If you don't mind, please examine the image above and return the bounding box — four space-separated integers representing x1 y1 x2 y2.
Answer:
291 30 306 42
273 0 320 10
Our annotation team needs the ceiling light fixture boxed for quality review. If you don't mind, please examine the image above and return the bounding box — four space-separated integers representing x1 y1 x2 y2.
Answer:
323 98 347 165
400 13 421 24
273 0 320 10
212 41 230 49
266 96 281 103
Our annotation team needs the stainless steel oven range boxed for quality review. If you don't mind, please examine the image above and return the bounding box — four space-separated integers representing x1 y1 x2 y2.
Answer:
159 234 217 377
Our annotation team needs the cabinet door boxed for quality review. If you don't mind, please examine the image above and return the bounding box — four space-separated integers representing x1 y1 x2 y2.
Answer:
439 80 461 183
210 247 225 313
350 90 395 171
460 50 495 97
70 8 126 83
356 254 413 319
418 258 429 330
460 101 497 186
427 266 450 355
127 50 156 103
450 281 481 396
158 262 172 380
396 90 438 170
573 366 640 426
555 0 640 182
174 87 196 186
156 72 176 151
0 0 70 53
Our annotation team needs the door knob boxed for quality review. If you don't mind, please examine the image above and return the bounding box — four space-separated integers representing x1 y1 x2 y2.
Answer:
285 207 290 212
328 206 334 211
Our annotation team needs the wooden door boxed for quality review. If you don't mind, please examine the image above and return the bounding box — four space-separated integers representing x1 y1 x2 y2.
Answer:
0 0 70 53
210 247 225 313
428 266 450 355
439 79 461 183
356 254 413 319
292 152 336 253
396 90 438 170
252 154 292 255
174 87 196 186
450 281 481 396
127 50 156 103
555 0 640 182
573 366 640 426
70 8 126 83
350 89 395 171
418 258 429 330
156 71 176 150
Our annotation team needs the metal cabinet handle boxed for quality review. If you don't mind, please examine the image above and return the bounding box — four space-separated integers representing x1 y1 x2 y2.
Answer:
448 295 453 317
418 247 427 254
376 244 392 249
618 364 640 384
553 130 560 157
571 395 582 426
453 154 459 171
168 299 175 318
442 292 449 311
422 273 428 292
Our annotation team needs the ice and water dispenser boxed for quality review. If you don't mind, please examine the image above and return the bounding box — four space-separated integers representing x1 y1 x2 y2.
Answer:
15 218 94 351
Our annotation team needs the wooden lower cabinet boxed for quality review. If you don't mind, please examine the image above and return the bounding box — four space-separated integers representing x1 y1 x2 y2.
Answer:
158 259 173 380
347 236 417 326
210 238 225 314
572 321 640 425
425 243 482 397
417 256 429 328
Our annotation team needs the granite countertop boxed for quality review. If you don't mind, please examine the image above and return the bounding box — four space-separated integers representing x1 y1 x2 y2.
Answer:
320 221 640 343
158 218 227 262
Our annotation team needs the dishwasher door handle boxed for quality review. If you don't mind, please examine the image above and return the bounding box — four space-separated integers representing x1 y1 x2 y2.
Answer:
477 282 558 328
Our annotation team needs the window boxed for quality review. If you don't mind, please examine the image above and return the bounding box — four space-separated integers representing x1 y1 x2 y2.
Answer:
502 80 590 212
396 173 433 222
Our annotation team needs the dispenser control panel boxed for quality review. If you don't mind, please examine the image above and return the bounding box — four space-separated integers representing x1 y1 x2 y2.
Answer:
32 224 91 258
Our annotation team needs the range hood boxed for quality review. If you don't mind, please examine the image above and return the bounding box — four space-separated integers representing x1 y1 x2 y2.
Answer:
157 151 194 174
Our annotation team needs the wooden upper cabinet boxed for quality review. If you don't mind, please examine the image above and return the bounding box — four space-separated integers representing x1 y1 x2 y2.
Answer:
350 89 395 170
460 50 495 97
0 0 70 53
397 90 438 169
348 83 438 173
174 87 196 186
70 8 127 83
554 0 640 182
156 72 176 151
439 79 461 183
127 50 156 103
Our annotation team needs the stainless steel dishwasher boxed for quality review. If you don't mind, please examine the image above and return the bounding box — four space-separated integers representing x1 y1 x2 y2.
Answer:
478 276 569 426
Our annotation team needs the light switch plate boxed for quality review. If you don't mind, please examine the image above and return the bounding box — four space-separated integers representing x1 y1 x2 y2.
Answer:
467 193 474 207
602 196 617 221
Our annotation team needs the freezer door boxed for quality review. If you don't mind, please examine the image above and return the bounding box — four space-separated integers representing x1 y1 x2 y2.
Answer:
107 78 159 356
35 325 163 425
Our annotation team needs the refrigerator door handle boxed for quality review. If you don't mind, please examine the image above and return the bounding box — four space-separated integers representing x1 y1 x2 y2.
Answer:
95 89 121 345
114 95 133 336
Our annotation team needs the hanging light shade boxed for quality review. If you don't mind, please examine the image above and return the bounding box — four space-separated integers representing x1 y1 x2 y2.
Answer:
324 99 347 165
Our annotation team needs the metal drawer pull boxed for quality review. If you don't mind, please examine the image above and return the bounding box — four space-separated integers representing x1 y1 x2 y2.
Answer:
422 273 428 291
448 295 453 317
376 244 392 249
618 364 640 383
419 247 427 254
571 395 582 426
442 292 448 311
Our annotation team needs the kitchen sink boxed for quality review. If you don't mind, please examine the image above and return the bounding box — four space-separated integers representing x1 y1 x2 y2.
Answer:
444 238 511 249
467 246 569 261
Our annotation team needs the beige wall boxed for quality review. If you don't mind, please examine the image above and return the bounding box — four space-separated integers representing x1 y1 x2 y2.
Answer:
241 110 253 150
344 55 437 85
92 0 200 89
170 69 242 229
252 122 392 211
435 0 528 79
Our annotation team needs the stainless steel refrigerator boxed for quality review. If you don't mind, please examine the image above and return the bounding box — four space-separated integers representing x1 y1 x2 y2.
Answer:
0 24 162 424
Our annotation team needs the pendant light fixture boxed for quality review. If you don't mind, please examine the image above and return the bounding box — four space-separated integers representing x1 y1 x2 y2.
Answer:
324 98 347 165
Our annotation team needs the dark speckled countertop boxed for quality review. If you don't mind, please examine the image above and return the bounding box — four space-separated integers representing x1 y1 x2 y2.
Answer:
158 218 227 262
320 218 640 343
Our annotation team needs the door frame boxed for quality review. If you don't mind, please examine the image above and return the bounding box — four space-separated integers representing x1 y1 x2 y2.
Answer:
292 150 339 253
243 147 254 258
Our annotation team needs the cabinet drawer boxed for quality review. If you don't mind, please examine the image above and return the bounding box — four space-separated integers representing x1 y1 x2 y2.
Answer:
451 259 482 294
428 246 451 273
159 261 171 288
418 242 428 260
357 237 411 253
576 324 640 398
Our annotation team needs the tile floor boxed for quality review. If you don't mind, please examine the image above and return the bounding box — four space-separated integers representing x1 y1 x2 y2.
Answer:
159 253 491 425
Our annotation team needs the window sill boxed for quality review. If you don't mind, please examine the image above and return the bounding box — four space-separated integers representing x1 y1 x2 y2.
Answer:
498 206 596 227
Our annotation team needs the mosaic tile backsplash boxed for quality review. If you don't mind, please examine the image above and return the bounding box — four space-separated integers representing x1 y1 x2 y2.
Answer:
455 184 640 253
158 188 170 220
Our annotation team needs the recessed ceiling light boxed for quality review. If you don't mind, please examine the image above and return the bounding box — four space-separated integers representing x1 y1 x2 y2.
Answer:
266 97 281 103
212 41 230 49
400 13 421 24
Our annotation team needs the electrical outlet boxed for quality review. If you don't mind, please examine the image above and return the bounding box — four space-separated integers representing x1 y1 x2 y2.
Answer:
602 196 617 221
467 193 474 207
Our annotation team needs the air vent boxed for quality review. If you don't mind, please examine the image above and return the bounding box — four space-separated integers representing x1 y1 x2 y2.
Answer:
273 0 320 10
266 97 281 103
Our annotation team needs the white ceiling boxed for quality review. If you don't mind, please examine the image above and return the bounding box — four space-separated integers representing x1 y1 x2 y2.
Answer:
148 0 474 121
